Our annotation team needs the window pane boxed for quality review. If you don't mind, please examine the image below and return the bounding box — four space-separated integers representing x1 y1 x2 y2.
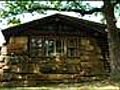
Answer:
67 37 77 57
30 37 43 57
44 39 55 57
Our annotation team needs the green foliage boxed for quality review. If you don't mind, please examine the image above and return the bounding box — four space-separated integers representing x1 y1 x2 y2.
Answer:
7 17 21 25
0 0 120 25
0 1 91 18
66 1 91 10
0 0 34 18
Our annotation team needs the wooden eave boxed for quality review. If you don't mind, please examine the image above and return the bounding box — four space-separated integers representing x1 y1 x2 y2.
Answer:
1 13 107 41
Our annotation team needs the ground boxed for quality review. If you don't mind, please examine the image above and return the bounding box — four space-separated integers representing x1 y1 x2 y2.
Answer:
1 79 120 90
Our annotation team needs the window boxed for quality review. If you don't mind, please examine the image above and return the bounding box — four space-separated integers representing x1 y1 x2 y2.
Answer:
30 36 43 57
30 36 64 57
30 36 80 58
67 37 79 57
44 39 55 57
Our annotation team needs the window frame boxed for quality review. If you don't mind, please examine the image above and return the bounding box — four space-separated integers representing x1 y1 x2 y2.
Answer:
29 36 80 58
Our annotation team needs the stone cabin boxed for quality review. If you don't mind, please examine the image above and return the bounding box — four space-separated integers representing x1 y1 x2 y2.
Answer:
0 13 109 86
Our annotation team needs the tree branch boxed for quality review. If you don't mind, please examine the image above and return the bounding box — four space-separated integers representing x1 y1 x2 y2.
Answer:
113 0 120 7
27 0 120 16
27 6 104 16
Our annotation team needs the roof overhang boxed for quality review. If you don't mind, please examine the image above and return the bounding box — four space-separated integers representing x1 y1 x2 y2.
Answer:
1 13 107 42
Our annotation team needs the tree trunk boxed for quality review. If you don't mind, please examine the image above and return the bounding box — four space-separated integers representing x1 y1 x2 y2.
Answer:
103 0 120 78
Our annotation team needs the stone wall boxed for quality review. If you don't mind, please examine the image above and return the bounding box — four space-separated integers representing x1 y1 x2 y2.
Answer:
0 36 109 86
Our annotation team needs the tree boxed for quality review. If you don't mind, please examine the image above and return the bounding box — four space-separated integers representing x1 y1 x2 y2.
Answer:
103 0 120 78
1 0 120 78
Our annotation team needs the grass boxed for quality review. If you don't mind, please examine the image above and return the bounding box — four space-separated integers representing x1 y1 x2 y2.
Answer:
1 78 120 90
